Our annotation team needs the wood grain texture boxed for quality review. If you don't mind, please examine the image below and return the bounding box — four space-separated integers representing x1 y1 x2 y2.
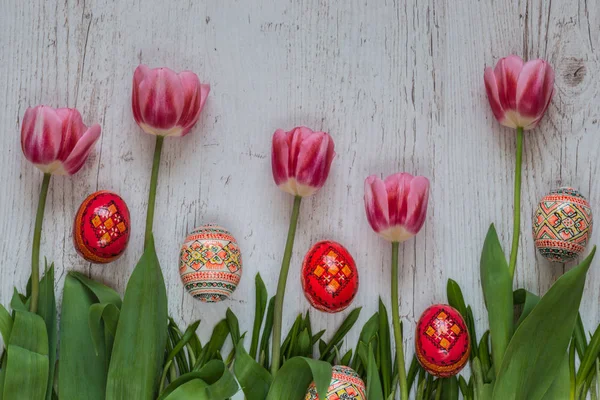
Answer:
1 0 599 397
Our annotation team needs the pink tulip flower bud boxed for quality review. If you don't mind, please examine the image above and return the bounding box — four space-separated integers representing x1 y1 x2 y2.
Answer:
484 55 554 130
132 65 210 137
21 105 101 175
364 173 430 242
271 127 336 197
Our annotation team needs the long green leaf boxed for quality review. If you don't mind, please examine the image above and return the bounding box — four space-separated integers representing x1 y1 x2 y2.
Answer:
366 343 384 399
319 308 361 361
541 352 570 400
59 273 109 399
266 357 331 400
378 299 393 396
37 265 56 400
106 236 168 399
0 305 12 346
2 311 49 400
234 341 272 399
492 247 596 400
351 312 379 371
446 279 467 317
88 303 120 359
159 360 238 400
442 376 459 400
259 297 275 368
250 274 268 359
480 224 513 374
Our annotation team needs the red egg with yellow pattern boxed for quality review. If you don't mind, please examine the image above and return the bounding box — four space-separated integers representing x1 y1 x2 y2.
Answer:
415 304 470 377
301 241 359 313
73 191 131 264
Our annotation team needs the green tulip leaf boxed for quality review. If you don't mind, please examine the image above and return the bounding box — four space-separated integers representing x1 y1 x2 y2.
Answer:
159 360 238 400
37 265 57 400
106 236 168 400
480 224 514 375
234 341 272 400
2 311 49 400
59 273 114 399
266 357 332 400
250 273 268 359
492 247 596 400
366 343 384 399
0 305 12 347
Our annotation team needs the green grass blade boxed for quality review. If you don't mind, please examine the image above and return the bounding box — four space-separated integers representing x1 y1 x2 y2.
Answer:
37 265 56 400
446 279 467 317
319 308 361 361
106 236 168 399
378 299 393 396
366 344 384 399
259 297 275 368
250 274 268 359
492 247 596 400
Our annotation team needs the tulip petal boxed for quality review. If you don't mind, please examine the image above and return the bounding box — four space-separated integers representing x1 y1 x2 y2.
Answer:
516 59 555 126
271 129 291 186
295 131 335 188
139 67 185 130
177 72 203 136
385 173 412 228
364 175 390 234
21 106 63 165
495 55 524 112
55 108 87 162
199 84 211 114
405 176 430 234
62 124 101 175
484 67 508 125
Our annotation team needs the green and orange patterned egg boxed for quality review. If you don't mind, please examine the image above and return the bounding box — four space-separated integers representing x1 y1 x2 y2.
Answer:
304 365 366 400
533 187 593 262
179 225 242 302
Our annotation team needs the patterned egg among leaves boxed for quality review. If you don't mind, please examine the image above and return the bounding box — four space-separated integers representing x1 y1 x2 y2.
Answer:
73 191 131 264
179 225 242 302
301 241 359 313
415 304 470 377
533 187 593 263
305 365 366 400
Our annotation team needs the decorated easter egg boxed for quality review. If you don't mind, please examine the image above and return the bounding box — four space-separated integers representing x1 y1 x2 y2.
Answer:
415 304 470 377
73 191 131 264
179 225 242 302
533 187 593 263
305 365 366 400
301 241 359 313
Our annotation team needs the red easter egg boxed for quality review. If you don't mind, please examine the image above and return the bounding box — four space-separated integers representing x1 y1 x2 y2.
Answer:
73 191 131 264
301 241 359 313
415 304 470 377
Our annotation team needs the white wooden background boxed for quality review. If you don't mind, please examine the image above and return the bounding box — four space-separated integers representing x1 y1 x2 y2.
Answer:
1 0 599 397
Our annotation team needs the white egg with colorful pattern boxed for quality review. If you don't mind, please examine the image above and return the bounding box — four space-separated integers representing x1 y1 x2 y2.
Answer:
305 365 366 400
179 225 242 302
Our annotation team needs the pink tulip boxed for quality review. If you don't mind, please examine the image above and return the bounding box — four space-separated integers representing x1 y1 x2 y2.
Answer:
364 173 430 242
21 106 101 175
132 65 210 137
271 127 336 197
484 55 554 130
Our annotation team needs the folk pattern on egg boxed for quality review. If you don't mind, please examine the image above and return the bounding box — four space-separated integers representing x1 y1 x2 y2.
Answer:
304 365 366 400
73 191 131 264
533 187 593 263
179 225 242 302
301 241 359 313
415 305 470 377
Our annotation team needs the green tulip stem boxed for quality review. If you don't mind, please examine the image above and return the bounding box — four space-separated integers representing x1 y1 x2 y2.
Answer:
392 241 409 400
271 195 302 375
145 136 164 248
508 127 524 280
30 173 51 313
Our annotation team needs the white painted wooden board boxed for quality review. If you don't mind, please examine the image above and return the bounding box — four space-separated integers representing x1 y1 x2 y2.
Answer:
1 0 599 398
